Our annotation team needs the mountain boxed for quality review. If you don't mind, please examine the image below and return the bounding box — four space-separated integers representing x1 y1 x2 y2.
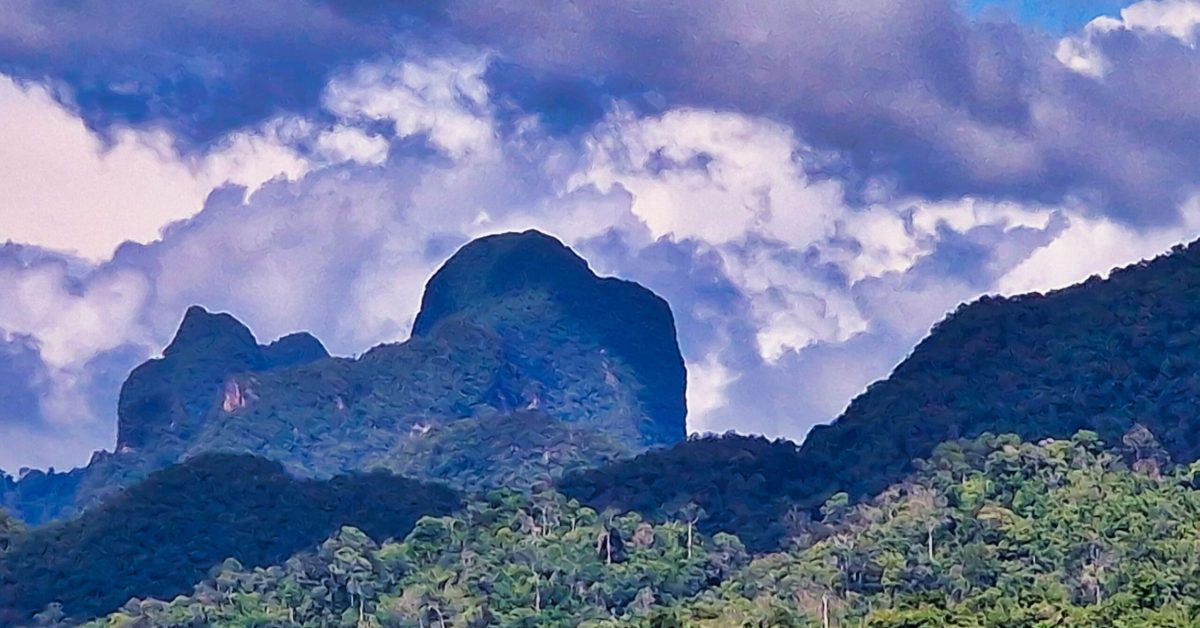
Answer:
85 430 1200 627
117 305 330 453
3 230 687 524
0 453 460 624
557 240 1200 550
412 230 687 447
792 240 1200 508
18 236 1200 625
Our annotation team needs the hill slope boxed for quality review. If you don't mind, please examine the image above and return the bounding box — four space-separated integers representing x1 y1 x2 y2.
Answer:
0 454 460 624
796 240 1200 507
84 430 1200 627
561 240 1200 548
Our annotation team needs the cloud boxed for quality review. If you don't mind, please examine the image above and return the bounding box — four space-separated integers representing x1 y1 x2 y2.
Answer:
1057 0 1200 77
8 4 1200 474
997 195 1200 294
0 75 309 260
8 0 1200 228
441 0 1200 227
324 54 499 160
0 0 447 144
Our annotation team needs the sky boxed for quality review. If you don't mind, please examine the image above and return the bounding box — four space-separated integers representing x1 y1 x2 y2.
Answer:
968 0 1132 32
3 0 1200 472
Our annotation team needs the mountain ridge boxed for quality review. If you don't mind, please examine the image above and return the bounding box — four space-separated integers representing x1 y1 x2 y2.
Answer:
557 238 1200 549
117 305 330 452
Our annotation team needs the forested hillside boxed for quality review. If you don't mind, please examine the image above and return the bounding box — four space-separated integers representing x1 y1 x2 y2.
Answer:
567 239 1200 543
792 241 1200 508
17 237 1200 626
0 454 459 624
84 430 1200 627
560 434 808 552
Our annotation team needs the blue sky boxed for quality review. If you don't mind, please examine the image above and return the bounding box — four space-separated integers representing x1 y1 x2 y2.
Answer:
968 0 1130 32
4 0 1200 472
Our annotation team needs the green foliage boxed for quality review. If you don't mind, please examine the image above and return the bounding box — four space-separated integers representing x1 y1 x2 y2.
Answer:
412 230 687 447
663 431 1200 626
0 454 459 624
86 491 724 627
63 431 1200 627
0 467 84 527
560 434 809 551
561 241 1200 556
0 509 24 554
374 411 634 492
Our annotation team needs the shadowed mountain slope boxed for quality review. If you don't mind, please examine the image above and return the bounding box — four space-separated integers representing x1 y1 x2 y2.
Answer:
562 240 1200 549
0 454 460 624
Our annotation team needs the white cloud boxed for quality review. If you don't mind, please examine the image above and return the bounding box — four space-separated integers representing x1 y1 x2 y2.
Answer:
571 108 844 245
997 197 1200 295
1121 0 1200 42
323 55 498 160
315 126 390 165
0 75 310 261
569 109 874 360
685 351 738 432
5 50 1200 475
1057 0 1200 77
0 259 151 442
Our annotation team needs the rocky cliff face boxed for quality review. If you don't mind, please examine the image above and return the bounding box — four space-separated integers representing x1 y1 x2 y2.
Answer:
115 306 329 452
188 230 688 478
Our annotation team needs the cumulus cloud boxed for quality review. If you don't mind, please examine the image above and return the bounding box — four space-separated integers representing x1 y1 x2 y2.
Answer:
0 76 309 260
7 2 1200 473
324 55 499 160
1057 0 1200 76
998 197 1200 294
8 0 1200 225
442 0 1200 226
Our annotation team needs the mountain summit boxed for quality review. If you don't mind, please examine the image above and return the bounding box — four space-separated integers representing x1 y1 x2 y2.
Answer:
116 306 329 452
414 230 687 446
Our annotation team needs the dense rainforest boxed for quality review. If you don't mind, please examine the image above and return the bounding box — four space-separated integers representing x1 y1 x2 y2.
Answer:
0 455 460 624
80 430 1200 627
10 233 1200 625
792 240 1200 509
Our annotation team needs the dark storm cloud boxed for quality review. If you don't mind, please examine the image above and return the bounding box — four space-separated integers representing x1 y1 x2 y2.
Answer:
7 0 1200 224
443 0 1200 224
0 0 446 144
